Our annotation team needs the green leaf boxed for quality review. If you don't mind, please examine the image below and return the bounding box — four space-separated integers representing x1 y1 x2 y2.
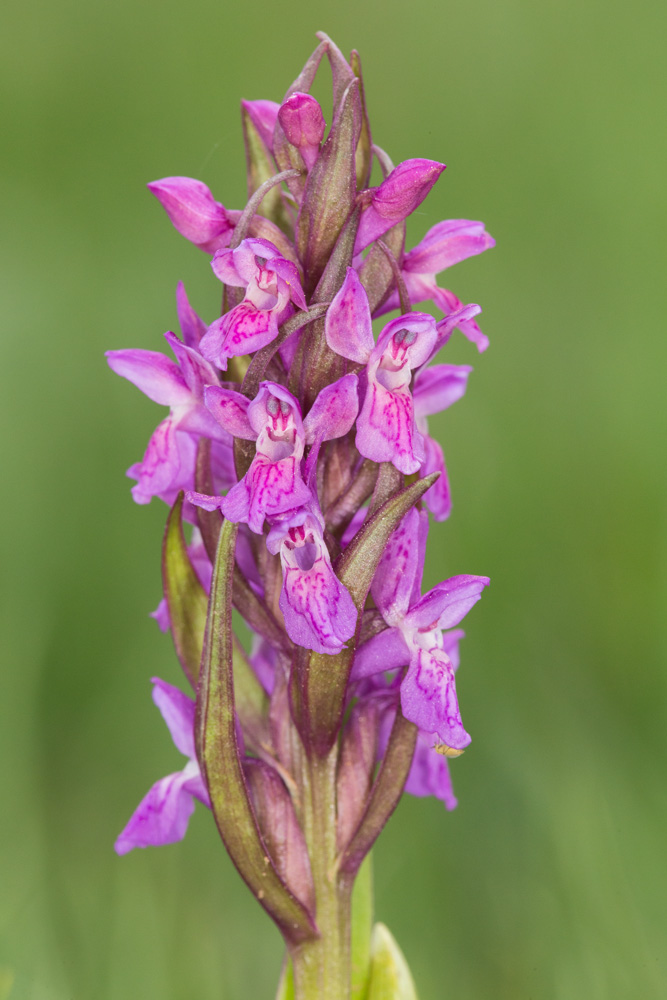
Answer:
366 924 418 1000
351 854 374 1000
291 473 438 754
196 518 316 945
275 956 295 1000
162 492 208 687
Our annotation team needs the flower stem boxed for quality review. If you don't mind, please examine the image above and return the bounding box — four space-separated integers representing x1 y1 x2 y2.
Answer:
290 746 352 999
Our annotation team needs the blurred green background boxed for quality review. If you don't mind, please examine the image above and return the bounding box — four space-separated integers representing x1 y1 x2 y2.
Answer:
1 0 665 996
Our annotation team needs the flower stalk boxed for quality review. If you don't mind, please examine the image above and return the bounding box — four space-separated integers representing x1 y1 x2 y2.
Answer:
109 32 494 999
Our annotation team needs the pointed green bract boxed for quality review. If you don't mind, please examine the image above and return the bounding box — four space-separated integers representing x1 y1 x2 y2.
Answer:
350 50 372 191
196 518 316 945
366 924 418 1000
162 491 208 687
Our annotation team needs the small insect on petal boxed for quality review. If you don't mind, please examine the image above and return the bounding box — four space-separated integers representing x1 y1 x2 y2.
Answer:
433 742 465 758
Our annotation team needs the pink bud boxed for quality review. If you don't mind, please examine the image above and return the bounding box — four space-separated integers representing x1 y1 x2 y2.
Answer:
277 92 326 170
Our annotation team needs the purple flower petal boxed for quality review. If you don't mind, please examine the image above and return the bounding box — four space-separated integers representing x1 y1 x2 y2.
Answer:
186 490 226 512
371 508 425 623
420 434 452 521
106 349 191 407
176 282 207 348
413 364 472 417
267 256 308 311
354 159 446 253
303 374 359 445
200 302 279 369
204 386 255 440
129 417 184 504
352 627 410 680
403 219 495 275
147 177 232 253
356 376 423 475
405 575 490 631
151 678 196 759
433 294 486 354
404 734 458 809
163 332 219 400
278 522 357 654
223 456 312 534
401 646 471 749
150 598 170 633
114 769 196 854
325 267 375 363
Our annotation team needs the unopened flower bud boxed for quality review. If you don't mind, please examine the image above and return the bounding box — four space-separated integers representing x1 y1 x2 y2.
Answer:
278 93 326 170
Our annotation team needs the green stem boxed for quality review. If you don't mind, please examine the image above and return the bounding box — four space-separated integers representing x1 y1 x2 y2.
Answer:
290 747 351 1000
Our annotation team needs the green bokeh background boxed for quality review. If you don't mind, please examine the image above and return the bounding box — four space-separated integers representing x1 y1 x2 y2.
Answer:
1 0 665 996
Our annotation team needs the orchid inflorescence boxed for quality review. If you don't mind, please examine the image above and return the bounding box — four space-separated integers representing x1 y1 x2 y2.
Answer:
108 32 493 999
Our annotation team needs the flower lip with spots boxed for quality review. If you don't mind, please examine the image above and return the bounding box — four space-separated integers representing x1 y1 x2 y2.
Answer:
267 506 357 655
